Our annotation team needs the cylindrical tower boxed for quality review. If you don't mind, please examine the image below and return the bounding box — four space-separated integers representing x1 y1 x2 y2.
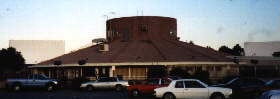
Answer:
106 16 177 42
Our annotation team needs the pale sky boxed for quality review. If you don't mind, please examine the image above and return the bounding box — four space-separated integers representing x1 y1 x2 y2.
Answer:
0 0 279 52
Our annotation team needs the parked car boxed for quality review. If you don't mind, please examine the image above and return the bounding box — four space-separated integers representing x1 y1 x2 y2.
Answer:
260 90 280 99
128 77 174 96
80 77 128 91
265 79 280 89
154 79 232 99
6 74 58 91
212 77 266 98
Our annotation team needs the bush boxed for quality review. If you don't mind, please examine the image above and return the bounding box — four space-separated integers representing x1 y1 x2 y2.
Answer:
169 67 190 78
193 70 210 84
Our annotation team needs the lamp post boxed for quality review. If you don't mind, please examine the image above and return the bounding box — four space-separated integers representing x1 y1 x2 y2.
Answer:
103 12 116 41
53 60 62 79
250 60 258 77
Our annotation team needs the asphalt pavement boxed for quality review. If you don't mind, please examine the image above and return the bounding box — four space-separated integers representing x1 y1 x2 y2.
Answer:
0 89 154 99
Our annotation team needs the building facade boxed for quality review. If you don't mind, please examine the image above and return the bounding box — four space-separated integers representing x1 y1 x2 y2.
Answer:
30 16 238 81
244 41 280 56
9 40 65 64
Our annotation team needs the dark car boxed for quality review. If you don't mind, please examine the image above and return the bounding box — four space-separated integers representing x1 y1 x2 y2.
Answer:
6 74 59 91
260 90 280 99
266 79 280 89
212 77 266 98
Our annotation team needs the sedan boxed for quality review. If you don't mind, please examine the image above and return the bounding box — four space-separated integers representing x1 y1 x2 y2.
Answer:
212 77 266 98
80 77 128 91
154 79 232 99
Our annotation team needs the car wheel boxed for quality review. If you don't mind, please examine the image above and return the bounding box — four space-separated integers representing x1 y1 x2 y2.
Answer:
13 85 21 91
163 93 175 99
211 93 225 99
132 90 139 97
86 85 94 91
46 84 54 91
115 85 123 91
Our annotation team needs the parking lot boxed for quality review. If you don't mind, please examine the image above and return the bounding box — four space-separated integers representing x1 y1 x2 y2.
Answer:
0 89 154 99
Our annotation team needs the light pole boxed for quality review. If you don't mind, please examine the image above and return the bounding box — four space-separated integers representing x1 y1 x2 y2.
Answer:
103 12 116 41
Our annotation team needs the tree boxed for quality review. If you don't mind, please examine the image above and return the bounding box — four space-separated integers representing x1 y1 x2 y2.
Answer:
147 66 167 78
218 44 244 56
218 45 233 55
169 67 190 78
232 44 244 56
189 41 194 45
193 70 210 84
272 52 280 57
0 47 25 79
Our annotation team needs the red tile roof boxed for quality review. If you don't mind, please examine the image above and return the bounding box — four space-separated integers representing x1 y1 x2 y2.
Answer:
38 39 231 65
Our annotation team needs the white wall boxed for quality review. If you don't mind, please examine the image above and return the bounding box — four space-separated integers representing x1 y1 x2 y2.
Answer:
244 41 280 56
9 40 65 64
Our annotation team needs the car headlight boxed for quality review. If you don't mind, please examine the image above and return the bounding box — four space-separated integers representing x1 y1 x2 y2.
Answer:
52 81 58 85
228 89 233 95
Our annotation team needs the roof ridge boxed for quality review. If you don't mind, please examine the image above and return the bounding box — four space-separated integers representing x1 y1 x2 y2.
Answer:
166 39 221 61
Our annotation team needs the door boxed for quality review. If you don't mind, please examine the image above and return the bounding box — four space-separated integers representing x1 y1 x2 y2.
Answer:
171 81 185 99
94 77 113 89
25 75 34 86
32 74 45 86
183 81 209 99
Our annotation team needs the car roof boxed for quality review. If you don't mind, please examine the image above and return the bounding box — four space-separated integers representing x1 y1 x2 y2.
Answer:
172 79 199 82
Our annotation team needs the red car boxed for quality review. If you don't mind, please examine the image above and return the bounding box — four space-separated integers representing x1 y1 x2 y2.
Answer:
127 77 174 96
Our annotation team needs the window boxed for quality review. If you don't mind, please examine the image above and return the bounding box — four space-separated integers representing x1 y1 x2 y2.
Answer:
245 79 264 86
28 75 33 79
230 79 243 87
122 30 129 42
175 81 184 88
37 75 48 80
98 77 110 82
184 81 205 88
139 24 148 32
109 77 117 82
161 79 172 85
147 79 159 85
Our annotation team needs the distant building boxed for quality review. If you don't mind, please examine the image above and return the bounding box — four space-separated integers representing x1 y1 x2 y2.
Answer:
9 40 65 64
244 41 280 56
234 41 280 78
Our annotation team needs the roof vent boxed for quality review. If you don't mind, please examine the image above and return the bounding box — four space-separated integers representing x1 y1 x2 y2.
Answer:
98 43 109 52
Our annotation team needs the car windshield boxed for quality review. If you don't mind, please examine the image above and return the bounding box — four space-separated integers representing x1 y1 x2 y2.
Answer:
226 78 239 85
37 75 49 80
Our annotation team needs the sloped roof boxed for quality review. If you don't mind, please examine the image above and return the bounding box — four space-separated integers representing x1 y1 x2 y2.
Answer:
38 39 231 65
38 16 232 65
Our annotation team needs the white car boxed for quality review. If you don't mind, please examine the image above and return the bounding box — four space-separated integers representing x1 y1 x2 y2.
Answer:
154 79 232 99
80 77 128 91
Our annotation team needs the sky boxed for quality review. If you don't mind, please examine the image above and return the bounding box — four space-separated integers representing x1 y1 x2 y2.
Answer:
0 0 279 53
